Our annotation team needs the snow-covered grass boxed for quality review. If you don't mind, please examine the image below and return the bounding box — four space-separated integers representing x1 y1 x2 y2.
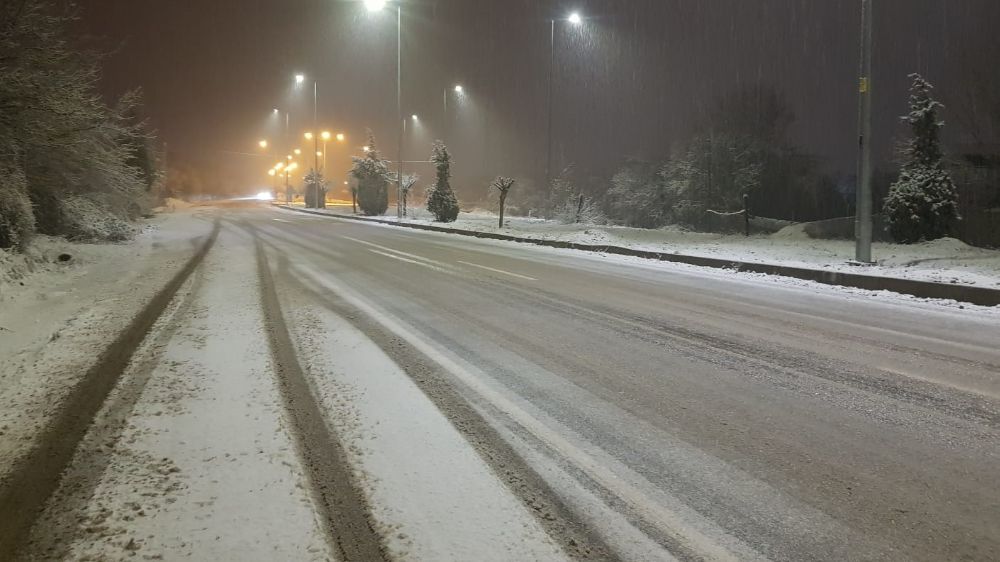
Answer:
297 206 1000 289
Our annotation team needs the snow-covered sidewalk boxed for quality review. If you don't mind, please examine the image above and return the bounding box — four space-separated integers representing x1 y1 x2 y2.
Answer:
294 205 1000 289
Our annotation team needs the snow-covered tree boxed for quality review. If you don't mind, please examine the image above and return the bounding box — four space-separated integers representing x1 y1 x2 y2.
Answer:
0 0 151 247
883 74 960 243
663 133 761 230
426 141 459 222
606 159 673 228
397 173 418 217
303 169 328 209
490 176 516 227
350 132 390 216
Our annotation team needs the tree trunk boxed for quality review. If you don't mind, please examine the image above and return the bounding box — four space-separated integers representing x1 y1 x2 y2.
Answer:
498 193 507 228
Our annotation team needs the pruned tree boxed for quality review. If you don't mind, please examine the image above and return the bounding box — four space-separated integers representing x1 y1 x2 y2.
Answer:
350 131 390 216
490 176 516 227
883 74 960 243
398 173 419 217
426 141 459 222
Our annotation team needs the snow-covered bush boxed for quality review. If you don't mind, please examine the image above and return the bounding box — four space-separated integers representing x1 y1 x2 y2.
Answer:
554 195 606 225
0 165 35 251
61 195 135 242
350 132 390 216
426 141 459 222
883 74 960 243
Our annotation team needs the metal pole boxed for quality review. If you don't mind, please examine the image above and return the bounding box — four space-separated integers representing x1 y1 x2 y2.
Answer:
396 5 403 219
855 0 874 263
545 19 555 195
443 88 448 142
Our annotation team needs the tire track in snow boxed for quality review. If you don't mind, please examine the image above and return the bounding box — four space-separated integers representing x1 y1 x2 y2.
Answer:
253 228 388 562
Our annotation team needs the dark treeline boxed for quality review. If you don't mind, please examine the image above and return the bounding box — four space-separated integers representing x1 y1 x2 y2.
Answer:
0 0 159 252
476 79 998 247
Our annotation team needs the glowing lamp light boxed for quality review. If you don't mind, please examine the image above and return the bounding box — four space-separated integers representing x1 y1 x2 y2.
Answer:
454 85 464 94
256 191 274 201
304 132 314 140
258 140 268 149
336 133 346 142
321 131 332 141
411 114 419 121
294 148 302 155
363 145 371 152
568 12 582 25
295 74 306 85
364 0 387 12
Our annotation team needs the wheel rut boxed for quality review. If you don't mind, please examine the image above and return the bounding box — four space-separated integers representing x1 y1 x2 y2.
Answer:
253 230 388 562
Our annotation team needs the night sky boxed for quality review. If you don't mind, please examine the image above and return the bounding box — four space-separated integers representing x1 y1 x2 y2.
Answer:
75 0 1000 197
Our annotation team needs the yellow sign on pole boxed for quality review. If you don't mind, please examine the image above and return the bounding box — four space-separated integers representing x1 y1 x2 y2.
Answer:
859 77 869 93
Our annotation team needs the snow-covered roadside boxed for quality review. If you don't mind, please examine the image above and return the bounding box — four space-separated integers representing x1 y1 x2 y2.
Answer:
297 206 1000 289
281 261 568 561
0 209 217 508
24 225 331 560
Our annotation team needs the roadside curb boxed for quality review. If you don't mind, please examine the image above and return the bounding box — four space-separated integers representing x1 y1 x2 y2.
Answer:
0 220 221 558
276 205 1000 307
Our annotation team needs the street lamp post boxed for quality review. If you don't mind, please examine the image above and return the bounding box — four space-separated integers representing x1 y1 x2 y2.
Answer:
443 84 463 141
855 0 874 263
366 0 404 218
546 12 582 194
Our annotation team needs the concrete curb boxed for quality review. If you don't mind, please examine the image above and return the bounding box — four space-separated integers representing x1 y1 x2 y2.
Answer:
0 220 221 558
278 205 1000 307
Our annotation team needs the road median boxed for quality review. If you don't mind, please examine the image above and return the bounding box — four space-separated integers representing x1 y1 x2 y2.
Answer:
276 205 1000 307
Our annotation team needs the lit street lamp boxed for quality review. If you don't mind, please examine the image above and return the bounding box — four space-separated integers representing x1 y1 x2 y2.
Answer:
365 0 404 217
546 11 584 191
258 139 268 149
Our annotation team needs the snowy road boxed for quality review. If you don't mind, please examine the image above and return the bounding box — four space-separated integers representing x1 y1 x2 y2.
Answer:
21 203 1000 561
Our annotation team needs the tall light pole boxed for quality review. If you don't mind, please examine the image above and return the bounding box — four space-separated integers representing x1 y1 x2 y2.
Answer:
855 0 874 263
546 12 583 194
444 84 463 141
366 0 404 218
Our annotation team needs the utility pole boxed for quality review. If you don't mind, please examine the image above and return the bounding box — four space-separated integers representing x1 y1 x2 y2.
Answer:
855 0 874 263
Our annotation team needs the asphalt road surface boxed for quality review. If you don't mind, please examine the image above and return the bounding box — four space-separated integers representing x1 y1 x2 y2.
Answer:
240 204 1000 561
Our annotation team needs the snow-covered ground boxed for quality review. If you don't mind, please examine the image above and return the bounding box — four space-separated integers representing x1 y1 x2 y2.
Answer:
0 209 218 521
298 205 1000 289
25 225 332 560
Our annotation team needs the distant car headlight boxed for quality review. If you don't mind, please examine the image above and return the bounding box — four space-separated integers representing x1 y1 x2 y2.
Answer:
256 191 274 201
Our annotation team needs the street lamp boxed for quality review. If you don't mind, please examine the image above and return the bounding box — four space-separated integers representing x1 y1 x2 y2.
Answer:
295 74 305 85
336 133 345 142
258 139 268 149
364 0 404 217
546 11 584 191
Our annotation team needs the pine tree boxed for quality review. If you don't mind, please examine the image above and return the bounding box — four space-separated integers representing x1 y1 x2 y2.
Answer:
883 74 960 243
426 141 459 222
350 131 389 216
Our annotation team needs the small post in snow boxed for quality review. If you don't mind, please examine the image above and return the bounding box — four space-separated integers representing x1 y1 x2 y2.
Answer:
743 193 750 237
